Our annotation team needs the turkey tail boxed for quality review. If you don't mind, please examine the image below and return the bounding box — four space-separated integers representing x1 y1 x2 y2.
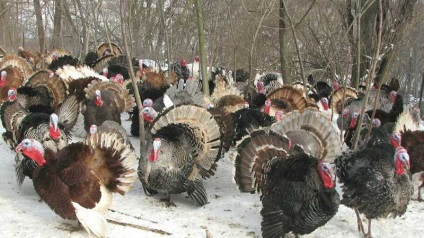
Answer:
91 55 115 73
210 76 242 103
0 101 27 146
48 55 79 72
97 42 122 57
215 94 245 114
394 106 420 133
152 104 222 177
55 95 80 131
165 78 207 107
85 80 135 112
71 112 87 138
56 65 107 87
330 86 358 114
267 85 307 112
184 179 208 206
67 77 100 102
271 108 342 162
25 70 67 108
143 72 169 89
0 54 34 81
45 48 72 64
85 132 138 195
71 202 107 238
233 129 291 193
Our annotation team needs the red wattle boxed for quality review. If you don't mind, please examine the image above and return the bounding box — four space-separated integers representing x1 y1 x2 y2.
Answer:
49 126 61 140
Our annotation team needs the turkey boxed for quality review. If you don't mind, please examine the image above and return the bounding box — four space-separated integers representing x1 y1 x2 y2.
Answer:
15 130 137 238
270 108 342 162
130 78 206 137
96 42 123 57
15 70 67 114
0 54 34 103
138 104 222 206
1 93 79 185
393 107 424 201
169 59 190 81
329 86 358 115
82 80 135 133
343 92 404 149
219 106 276 152
266 85 309 113
232 108 341 237
335 129 413 238
89 120 134 151
17 46 43 68
48 53 80 72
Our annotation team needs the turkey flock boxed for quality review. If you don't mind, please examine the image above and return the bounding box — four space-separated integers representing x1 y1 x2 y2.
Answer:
0 43 423 238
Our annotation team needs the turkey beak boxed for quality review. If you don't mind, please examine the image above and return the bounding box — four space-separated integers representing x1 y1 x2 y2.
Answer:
15 143 23 153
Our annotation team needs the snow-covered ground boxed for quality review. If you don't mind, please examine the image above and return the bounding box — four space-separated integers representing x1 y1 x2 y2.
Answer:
0 114 423 238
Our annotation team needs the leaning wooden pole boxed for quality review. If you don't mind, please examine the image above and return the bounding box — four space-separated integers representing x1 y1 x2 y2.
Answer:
120 0 145 154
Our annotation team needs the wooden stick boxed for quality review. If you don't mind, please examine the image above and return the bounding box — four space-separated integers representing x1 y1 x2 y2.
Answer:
107 219 172 236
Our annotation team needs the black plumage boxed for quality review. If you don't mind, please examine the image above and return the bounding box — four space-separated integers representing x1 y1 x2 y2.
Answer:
261 154 340 238
335 130 413 237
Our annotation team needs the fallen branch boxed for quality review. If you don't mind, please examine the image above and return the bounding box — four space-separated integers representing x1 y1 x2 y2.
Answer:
108 208 158 224
107 219 172 236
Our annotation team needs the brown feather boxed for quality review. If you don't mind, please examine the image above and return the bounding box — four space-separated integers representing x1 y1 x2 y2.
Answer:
267 85 308 112
330 86 358 114
96 42 122 57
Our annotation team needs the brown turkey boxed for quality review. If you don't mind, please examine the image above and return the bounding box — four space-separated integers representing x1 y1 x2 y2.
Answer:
15 130 137 238
233 108 342 238
138 104 222 206
0 54 34 103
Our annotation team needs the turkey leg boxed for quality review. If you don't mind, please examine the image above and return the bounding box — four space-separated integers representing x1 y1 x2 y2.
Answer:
160 193 177 207
355 208 365 234
364 219 372 238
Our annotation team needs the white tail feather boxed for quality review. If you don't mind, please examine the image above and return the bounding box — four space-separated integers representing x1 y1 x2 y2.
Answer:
93 185 113 212
394 107 420 133
72 202 107 238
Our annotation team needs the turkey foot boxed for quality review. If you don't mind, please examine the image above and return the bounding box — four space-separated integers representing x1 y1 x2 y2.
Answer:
364 219 372 238
56 222 82 233
160 195 176 207
354 208 365 234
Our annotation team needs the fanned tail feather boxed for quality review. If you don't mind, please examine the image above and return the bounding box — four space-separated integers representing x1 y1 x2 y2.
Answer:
271 108 342 162
85 132 138 195
152 104 222 176
85 80 135 112
233 129 291 193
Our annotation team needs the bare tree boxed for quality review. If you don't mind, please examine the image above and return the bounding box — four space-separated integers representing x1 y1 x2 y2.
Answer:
33 0 45 53
194 0 209 95
51 0 63 49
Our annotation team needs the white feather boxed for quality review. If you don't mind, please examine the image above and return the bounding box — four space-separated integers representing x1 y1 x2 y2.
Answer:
163 93 174 109
72 202 107 238
93 185 113 212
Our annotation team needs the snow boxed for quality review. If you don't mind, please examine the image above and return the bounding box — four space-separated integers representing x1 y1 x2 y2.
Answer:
0 114 423 238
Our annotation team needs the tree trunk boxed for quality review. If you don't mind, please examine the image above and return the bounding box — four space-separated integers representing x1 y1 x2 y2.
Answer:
194 0 209 95
120 0 145 154
33 0 45 53
52 0 63 49
75 0 88 55
279 0 289 84
158 0 171 72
